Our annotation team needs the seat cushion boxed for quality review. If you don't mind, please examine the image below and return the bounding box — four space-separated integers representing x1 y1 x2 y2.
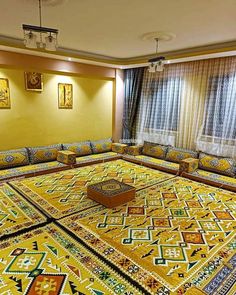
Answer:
75 152 120 166
28 144 62 164
198 152 236 177
0 161 67 181
0 148 29 169
142 141 168 159
62 141 92 156
184 169 236 192
166 147 198 163
90 138 112 154
136 155 179 173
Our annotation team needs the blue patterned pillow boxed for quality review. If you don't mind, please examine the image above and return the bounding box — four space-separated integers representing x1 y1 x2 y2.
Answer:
28 144 62 164
91 138 112 154
0 148 29 169
62 141 92 156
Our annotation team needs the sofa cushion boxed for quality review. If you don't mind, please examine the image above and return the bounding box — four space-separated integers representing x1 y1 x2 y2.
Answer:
28 144 62 164
0 161 67 181
198 152 236 177
62 141 92 156
91 138 112 154
142 141 168 159
136 155 179 174
75 152 120 166
0 148 29 169
183 169 236 192
166 147 198 163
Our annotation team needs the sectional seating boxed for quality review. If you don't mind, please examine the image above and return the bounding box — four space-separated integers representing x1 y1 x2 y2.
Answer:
182 152 236 192
123 142 197 175
123 142 236 192
62 139 122 167
1 140 235 192
0 139 123 182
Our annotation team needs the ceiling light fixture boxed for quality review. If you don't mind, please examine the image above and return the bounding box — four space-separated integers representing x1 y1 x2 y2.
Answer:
22 0 59 51
148 38 165 72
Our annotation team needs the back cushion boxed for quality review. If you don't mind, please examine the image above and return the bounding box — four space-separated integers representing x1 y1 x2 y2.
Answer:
91 138 112 154
62 141 92 157
166 147 198 163
199 152 236 177
0 148 29 169
142 141 168 159
28 144 62 164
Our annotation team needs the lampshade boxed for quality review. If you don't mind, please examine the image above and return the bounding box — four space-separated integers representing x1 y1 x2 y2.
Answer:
148 63 156 73
45 35 57 51
24 32 37 49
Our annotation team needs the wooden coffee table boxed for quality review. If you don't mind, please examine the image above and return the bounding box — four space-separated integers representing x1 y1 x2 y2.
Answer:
87 179 135 208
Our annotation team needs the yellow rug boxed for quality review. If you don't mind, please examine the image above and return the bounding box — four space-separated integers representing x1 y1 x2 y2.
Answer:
0 223 141 294
59 177 236 295
0 184 46 238
10 159 173 219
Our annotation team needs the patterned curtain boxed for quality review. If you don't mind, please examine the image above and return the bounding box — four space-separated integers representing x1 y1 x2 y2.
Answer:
122 67 144 142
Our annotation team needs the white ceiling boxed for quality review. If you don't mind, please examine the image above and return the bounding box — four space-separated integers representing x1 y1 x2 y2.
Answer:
0 0 236 59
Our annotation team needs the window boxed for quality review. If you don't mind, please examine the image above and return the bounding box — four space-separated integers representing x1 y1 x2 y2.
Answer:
203 75 236 139
144 77 182 131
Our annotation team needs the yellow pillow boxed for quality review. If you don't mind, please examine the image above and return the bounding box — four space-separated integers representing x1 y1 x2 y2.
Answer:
28 144 62 164
142 141 168 159
0 148 29 169
166 147 198 163
199 152 236 177
91 139 112 154
62 141 92 156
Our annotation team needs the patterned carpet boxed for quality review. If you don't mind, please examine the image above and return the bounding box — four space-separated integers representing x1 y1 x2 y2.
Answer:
10 159 173 219
0 223 140 294
0 184 46 238
59 177 236 295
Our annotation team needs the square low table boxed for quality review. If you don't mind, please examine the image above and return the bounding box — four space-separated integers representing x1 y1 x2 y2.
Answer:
87 179 135 208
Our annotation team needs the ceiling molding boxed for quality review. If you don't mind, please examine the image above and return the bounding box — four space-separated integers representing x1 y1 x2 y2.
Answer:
0 34 236 67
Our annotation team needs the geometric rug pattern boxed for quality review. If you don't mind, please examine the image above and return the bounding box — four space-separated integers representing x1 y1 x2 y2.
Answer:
59 177 236 294
10 159 173 219
0 223 140 294
0 184 46 238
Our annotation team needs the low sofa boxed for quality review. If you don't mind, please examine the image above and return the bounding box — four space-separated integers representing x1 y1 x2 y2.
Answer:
1 139 235 193
123 141 236 192
0 139 123 182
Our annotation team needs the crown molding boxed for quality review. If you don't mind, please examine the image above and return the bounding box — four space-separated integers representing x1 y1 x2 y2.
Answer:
0 35 236 68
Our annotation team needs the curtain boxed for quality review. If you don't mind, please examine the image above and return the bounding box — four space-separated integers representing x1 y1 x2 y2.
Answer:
135 65 182 146
196 57 236 157
131 56 236 157
122 67 144 142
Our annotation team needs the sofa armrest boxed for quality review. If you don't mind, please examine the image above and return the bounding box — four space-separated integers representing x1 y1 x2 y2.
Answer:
111 143 128 154
57 150 76 165
126 145 143 156
179 158 199 173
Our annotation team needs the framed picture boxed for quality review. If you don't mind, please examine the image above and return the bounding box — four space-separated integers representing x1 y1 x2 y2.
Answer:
58 83 73 109
0 78 10 109
25 72 43 91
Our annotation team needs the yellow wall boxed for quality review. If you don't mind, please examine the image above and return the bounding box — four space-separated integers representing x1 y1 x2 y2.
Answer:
0 68 113 150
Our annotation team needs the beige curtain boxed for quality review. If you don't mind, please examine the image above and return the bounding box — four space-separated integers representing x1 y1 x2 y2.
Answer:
134 56 236 157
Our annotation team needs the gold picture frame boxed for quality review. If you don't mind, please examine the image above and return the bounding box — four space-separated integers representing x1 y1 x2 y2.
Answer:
58 83 73 109
25 72 43 91
0 78 10 109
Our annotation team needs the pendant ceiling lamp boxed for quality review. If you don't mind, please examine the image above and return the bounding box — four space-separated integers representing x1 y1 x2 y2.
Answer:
22 0 59 51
